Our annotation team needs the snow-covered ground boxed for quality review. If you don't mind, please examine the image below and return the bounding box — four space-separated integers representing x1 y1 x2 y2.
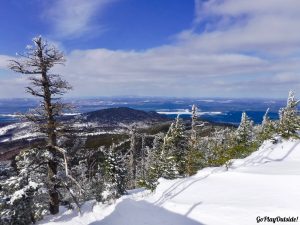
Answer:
157 110 223 116
39 138 300 225
0 121 125 143
0 122 42 142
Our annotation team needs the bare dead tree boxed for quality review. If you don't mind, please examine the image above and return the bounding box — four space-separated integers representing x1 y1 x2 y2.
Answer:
9 36 71 214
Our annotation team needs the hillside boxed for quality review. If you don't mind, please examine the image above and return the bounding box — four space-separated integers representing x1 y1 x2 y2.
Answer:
39 137 300 225
0 107 169 161
82 107 168 124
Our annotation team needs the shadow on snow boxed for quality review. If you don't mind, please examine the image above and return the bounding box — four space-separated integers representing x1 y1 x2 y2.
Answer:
88 199 205 225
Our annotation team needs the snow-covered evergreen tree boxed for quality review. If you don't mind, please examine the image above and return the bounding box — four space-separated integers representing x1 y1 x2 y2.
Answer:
236 112 254 146
279 90 300 138
186 105 202 176
0 150 49 224
204 128 235 167
160 122 178 179
258 108 276 141
1 176 38 225
160 115 187 178
140 117 186 189
127 125 138 189
262 108 270 128
136 134 147 183
190 104 198 148
141 134 164 190
102 145 127 201
71 159 104 203
172 115 187 175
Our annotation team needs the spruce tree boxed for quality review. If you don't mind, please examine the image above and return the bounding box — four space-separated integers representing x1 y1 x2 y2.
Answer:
259 108 276 141
160 122 178 179
128 125 138 189
279 90 300 138
186 104 202 176
172 115 187 175
67 138 105 203
205 128 235 167
151 116 187 178
0 150 49 224
190 104 198 146
262 108 270 128
102 144 127 201
142 134 164 190
236 112 254 146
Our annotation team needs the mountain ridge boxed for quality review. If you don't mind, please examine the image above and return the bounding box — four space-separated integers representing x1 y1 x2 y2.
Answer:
81 107 168 124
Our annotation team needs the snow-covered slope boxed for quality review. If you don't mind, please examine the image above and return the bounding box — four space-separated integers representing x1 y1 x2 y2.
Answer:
0 122 42 142
39 138 300 225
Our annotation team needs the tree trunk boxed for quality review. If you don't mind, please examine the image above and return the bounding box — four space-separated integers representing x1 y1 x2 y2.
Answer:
48 158 59 214
41 63 60 214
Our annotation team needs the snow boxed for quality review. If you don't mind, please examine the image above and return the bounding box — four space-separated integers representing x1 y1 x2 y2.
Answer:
9 180 40 204
0 113 22 118
0 122 43 143
158 111 223 116
39 138 300 225
0 123 24 136
78 131 118 137
0 121 122 142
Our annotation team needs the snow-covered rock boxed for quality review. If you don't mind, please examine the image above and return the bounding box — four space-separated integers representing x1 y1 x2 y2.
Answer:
39 138 300 225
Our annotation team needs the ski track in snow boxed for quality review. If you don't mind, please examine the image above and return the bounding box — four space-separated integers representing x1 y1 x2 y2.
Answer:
39 138 300 225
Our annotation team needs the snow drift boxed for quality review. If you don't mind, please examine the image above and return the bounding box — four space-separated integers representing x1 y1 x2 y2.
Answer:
39 138 300 225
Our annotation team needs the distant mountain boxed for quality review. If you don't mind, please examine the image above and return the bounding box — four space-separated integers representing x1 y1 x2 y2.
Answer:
82 107 168 124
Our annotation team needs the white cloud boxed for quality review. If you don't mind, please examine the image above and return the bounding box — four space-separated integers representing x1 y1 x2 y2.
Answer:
1 0 300 98
191 0 300 55
0 73 29 98
44 0 115 39
48 45 300 98
0 55 12 69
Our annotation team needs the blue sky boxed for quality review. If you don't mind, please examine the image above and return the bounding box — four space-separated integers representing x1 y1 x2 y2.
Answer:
0 0 195 53
1 0 300 98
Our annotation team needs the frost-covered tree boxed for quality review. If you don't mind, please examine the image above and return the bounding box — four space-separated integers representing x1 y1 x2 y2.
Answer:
279 90 300 138
190 104 198 148
102 145 127 201
71 158 104 203
172 115 187 175
1 176 38 225
136 134 147 182
160 123 177 179
0 151 49 224
258 108 276 141
262 108 270 128
186 105 202 176
160 116 187 179
141 134 164 190
139 117 186 189
9 36 72 215
236 112 254 146
127 125 138 188
204 128 235 167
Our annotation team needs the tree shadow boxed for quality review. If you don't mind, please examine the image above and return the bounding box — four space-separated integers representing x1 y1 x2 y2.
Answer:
38 207 80 224
153 167 224 206
152 140 300 207
232 140 300 168
185 202 203 217
88 199 205 225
